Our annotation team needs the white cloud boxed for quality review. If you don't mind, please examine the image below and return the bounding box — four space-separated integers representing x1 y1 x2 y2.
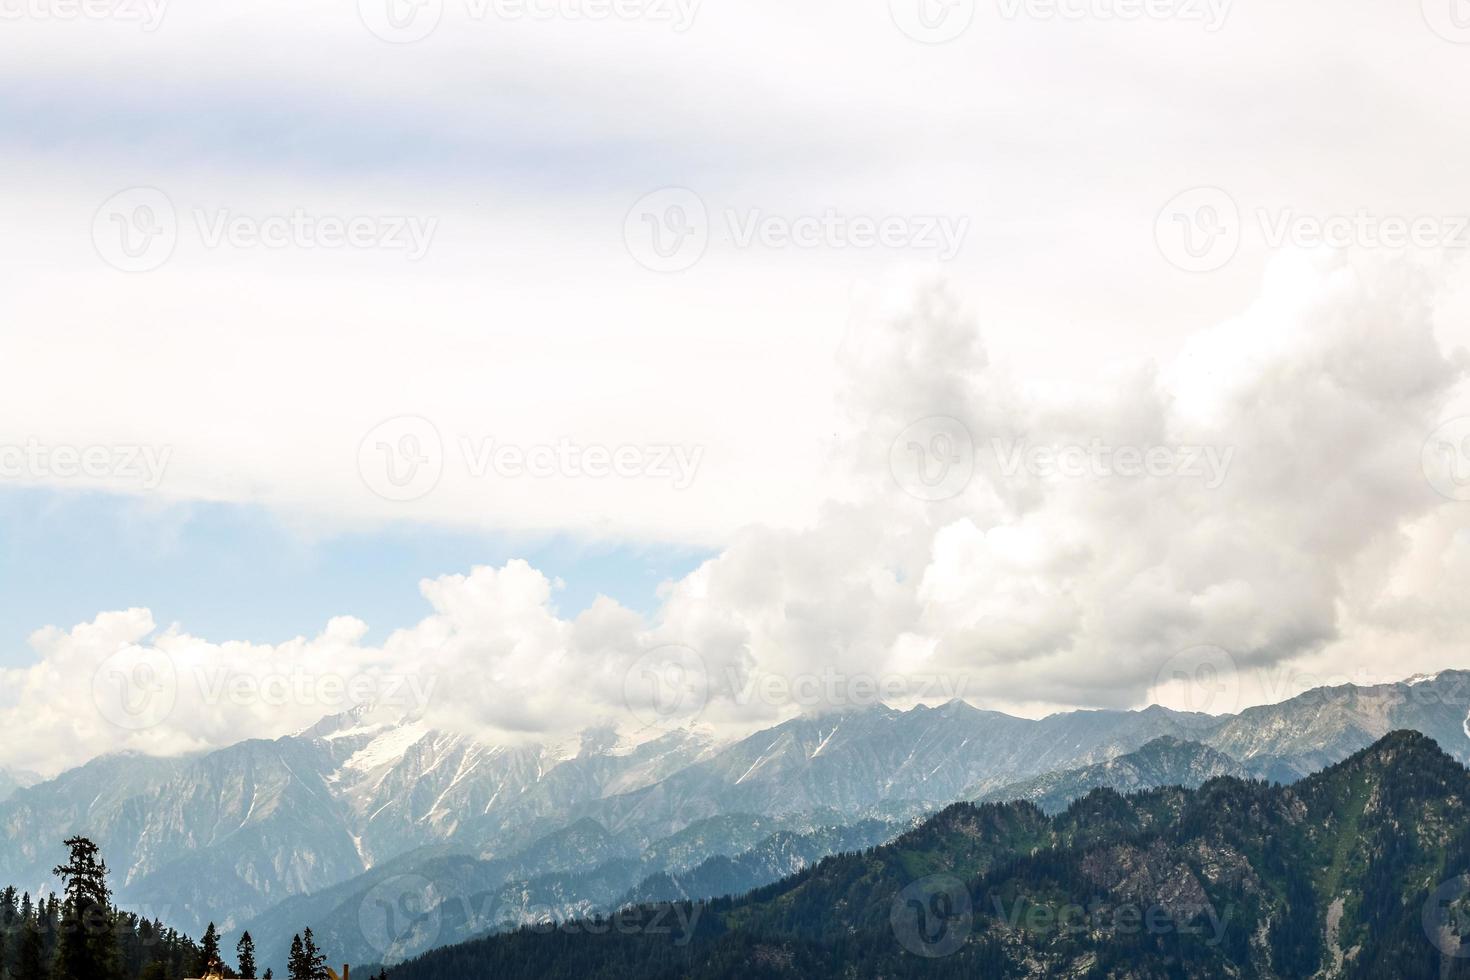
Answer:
6 0 1470 547
5 0 1470 772
4 252 1467 775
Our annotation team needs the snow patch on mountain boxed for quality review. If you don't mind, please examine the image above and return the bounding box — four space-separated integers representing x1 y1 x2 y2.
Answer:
340 721 432 772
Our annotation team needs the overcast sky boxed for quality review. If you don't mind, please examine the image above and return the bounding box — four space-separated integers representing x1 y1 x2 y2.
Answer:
2 0 1469 774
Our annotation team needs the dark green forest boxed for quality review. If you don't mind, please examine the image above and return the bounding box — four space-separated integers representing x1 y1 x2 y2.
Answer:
0 838 385 980
381 731 1470 979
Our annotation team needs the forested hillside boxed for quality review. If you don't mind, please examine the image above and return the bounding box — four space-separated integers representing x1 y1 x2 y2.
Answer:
383 731 1470 979
0 837 384 980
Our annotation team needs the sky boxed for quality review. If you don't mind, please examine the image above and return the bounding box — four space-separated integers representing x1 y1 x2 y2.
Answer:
2 0 1470 774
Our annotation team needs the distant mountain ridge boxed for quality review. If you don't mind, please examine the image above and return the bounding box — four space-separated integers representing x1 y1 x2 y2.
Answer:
975 735 1255 813
0 767 41 803
0 668 1465 971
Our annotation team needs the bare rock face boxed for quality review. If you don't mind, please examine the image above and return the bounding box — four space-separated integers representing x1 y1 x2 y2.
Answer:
1079 841 1210 922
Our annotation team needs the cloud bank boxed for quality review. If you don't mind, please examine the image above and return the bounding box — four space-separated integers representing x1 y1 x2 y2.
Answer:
2 251 1468 775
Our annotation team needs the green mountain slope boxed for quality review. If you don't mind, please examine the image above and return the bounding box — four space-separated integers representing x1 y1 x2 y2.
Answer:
382 731 1470 979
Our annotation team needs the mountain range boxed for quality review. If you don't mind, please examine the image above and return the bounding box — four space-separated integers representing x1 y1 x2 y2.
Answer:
1 669 1466 972
383 730 1470 979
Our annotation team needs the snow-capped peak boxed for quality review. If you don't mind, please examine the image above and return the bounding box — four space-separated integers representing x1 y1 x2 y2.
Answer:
1405 671 1446 686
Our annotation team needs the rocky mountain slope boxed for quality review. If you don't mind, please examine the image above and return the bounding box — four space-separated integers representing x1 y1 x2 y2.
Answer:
1 668 1465 959
384 730 1470 979
0 705 717 932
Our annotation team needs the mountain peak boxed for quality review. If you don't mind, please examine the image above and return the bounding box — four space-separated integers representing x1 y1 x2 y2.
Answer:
907 698 979 718
1357 728 1446 758
1300 729 1462 795
298 702 417 741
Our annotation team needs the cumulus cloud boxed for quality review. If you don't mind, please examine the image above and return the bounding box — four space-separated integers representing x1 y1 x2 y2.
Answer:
3 251 1468 775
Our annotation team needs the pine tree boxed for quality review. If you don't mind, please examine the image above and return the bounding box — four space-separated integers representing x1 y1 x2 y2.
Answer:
1 884 18 928
237 930 258 978
53 836 119 980
288 934 309 980
302 928 328 980
198 922 221 974
16 913 46 980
